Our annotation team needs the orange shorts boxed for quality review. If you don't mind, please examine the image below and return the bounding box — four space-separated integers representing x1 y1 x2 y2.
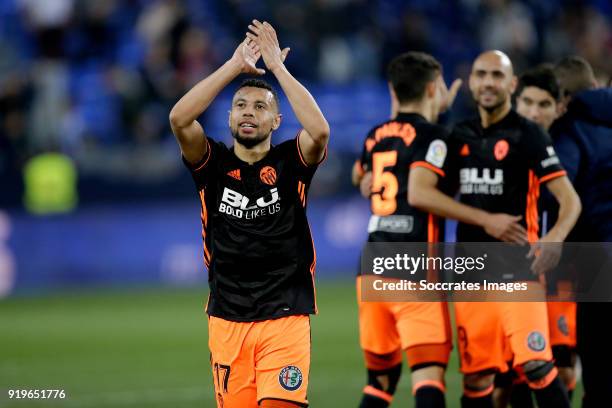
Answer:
356 277 452 369
208 315 310 408
547 302 576 348
455 301 552 374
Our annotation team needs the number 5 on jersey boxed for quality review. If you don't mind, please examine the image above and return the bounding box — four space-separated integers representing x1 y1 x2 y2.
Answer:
371 151 398 216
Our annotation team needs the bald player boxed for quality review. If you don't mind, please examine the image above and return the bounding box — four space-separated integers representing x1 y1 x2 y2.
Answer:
411 51 581 408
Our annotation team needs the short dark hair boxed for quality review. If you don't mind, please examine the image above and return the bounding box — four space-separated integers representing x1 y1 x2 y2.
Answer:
386 52 441 104
517 64 561 101
554 56 596 96
235 78 280 111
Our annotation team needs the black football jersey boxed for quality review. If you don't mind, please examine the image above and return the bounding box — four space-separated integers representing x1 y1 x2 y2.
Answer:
359 113 450 243
184 135 323 322
450 110 566 242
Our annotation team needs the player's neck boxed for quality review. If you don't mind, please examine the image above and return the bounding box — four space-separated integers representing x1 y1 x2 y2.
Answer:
234 139 271 164
396 101 432 122
478 100 512 128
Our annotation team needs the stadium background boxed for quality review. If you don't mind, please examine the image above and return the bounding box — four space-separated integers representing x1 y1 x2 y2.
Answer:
1 0 610 406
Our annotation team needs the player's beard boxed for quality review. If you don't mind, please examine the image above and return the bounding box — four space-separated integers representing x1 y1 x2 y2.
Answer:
477 91 507 113
232 129 270 148
481 99 506 113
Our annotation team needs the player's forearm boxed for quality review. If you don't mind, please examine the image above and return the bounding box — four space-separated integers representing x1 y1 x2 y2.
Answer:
547 189 582 242
169 59 241 128
271 64 330 145
409 185 489 227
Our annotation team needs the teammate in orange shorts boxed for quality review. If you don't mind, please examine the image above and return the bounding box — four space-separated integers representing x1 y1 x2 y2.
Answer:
412 51 581 408
170 20 329 408
353 52 458 408
491 65 579 406
547 301 577 390
517 66 578 401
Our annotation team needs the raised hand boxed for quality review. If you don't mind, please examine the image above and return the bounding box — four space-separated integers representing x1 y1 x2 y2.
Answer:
439 78 463 113
246 20 290 74
231 38 265 76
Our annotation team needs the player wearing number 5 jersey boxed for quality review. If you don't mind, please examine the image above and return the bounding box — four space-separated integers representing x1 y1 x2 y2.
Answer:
354 52 459 408
353 52 529 408
170 20 329 408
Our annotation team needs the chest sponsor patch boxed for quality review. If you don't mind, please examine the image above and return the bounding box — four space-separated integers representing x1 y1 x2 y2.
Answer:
459 168 504 195
218 187 281 219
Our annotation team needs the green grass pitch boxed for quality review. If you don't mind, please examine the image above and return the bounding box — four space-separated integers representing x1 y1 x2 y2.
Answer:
0 281 581 407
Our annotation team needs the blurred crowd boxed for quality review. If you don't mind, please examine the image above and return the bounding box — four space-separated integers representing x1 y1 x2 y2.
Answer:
0 0 611 209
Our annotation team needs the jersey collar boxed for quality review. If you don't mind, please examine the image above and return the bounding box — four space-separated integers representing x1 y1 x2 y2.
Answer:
395 112 428 123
